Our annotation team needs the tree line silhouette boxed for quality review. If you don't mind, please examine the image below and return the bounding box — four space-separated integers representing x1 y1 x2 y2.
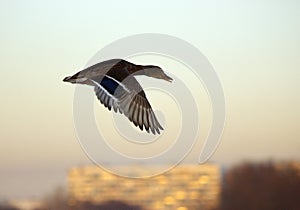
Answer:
219 161 300 210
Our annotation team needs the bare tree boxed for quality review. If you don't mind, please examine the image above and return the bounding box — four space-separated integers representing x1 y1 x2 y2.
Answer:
0 205 18 210
220 162 300 210
41 186 68 210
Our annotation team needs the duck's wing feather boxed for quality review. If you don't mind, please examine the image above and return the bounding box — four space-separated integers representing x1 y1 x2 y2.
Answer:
89 75 163 135
91 75 125 113
94 85 119 112
119 91 163 134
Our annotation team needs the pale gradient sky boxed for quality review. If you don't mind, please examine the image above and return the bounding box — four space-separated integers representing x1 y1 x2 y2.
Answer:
0 0 299 199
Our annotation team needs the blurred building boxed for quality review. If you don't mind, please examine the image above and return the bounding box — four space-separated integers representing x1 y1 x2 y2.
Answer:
68 164 221 210
8 199 43 210
275 161 300 174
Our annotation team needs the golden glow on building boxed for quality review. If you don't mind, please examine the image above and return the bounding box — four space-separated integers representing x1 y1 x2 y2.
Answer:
68 164 220 210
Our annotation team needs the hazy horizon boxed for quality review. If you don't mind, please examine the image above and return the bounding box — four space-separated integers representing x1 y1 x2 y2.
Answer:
0 0 299 199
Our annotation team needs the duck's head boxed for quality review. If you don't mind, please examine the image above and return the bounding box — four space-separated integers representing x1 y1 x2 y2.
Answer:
140 65 173 82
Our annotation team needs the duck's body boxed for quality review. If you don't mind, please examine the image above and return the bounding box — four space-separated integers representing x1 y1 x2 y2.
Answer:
63 59 173 135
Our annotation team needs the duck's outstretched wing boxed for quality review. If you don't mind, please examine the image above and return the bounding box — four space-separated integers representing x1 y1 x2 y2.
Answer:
94 84 120 113
89 75 163 135
119 90 163 135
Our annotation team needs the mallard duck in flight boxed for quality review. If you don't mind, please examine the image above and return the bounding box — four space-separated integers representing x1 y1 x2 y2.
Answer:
63 59 173 135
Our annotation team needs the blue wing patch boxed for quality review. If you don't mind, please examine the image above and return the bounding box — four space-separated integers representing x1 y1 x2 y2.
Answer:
100 76 118 95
